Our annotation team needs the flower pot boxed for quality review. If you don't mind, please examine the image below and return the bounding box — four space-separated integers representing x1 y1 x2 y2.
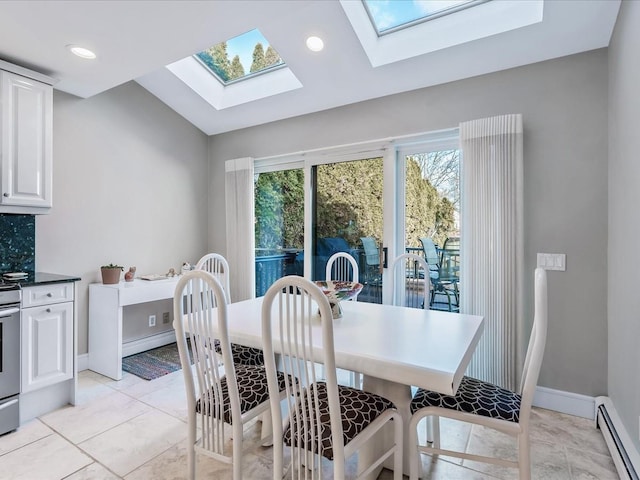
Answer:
101 267 122 284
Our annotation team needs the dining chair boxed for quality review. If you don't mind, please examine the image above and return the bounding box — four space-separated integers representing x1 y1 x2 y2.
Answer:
261 275 403 480
195 253 264 366
325 252 361 388
390 253 430 310
408 267 548 480
325 252 359 291
173 270 289 480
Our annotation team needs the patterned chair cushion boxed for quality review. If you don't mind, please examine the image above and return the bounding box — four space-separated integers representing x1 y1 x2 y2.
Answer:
283 382 396 460
410 375 521 423
213 339 265 366
196 364 288 424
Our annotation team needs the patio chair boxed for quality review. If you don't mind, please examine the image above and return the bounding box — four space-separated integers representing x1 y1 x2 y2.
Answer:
196 253 264 366
173 270 289 480
408 268 548 480
261 276 403 480
418 238 459 311
360 236 382 302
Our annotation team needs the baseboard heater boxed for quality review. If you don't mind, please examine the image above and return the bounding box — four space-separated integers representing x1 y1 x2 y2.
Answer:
595 396 640 480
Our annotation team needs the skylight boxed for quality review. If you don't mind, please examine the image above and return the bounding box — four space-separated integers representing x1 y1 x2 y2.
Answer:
341 0 544 67
194 29 285 84
364 0 490 35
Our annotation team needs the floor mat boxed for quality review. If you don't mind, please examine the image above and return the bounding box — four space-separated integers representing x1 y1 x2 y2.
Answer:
122 342 191 381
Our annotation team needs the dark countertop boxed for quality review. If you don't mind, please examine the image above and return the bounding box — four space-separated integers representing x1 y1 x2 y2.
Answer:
1 271 81 287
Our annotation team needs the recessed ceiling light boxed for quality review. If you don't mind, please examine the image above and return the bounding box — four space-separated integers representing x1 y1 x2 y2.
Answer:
306 36 324 52
67 45 96 59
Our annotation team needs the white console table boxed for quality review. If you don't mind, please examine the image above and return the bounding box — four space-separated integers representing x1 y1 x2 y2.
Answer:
88 277 181 380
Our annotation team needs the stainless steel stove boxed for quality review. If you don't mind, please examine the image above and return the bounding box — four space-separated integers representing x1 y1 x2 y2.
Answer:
0 281 21 436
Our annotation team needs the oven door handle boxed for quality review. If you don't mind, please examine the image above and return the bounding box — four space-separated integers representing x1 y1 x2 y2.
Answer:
0 398 18 411
0 307 20 318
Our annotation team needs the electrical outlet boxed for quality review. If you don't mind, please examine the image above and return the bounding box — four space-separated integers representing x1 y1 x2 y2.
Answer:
148 314 156 327
163 312 170 324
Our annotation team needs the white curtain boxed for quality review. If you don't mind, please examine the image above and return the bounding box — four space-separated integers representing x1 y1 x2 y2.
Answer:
225 157 255 302
460 114 524 391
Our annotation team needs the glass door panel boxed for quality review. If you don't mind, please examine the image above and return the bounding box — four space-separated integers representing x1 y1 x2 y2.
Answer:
403 149 460 310
312 158 383 304
254 168 304 296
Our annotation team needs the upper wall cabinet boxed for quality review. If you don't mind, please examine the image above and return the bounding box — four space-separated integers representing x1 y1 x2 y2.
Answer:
0 68 54 213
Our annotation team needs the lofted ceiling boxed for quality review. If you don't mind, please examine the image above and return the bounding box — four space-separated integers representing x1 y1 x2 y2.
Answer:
0 1 621 135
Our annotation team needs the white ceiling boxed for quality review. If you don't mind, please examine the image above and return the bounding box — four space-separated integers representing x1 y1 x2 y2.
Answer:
0 1 620 135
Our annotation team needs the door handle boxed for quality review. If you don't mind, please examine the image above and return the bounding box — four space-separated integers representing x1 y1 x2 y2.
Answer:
382 246 388 269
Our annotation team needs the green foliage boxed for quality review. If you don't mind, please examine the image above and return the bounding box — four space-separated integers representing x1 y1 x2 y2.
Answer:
264 46 281 67
254 156 457 251
255 170 304 248
196 43 230 82
250 43 266 73
229 55 245 80
101 263 123 270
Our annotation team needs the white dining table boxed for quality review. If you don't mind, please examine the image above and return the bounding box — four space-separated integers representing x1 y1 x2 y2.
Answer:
217 296 484 478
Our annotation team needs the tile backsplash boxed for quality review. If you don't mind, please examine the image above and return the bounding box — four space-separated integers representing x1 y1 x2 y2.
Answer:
0 214 35 273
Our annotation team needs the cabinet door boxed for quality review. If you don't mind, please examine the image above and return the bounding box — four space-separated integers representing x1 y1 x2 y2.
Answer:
21 302 73 393
1 71 53 208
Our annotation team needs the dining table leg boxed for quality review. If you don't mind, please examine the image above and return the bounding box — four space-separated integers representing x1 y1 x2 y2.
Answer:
359 375 413 479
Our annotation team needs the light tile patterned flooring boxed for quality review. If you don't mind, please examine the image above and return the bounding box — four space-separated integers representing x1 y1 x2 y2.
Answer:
0 369 619 479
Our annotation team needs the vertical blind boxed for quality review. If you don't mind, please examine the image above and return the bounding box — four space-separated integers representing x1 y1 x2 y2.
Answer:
460 114 524 390
225 157 256 301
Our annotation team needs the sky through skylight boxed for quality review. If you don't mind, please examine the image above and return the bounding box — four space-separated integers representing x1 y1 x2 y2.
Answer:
364 0 485 34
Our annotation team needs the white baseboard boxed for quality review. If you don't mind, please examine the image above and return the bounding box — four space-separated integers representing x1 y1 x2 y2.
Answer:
121 331 177 357
533 386 595 419
77 353 89 372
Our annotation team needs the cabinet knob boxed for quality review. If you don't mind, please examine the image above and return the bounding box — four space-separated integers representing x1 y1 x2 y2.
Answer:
2 193 8 197
47 293 53 297
46 308 51 313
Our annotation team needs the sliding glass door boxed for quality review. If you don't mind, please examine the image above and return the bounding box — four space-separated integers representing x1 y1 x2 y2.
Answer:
253 129 460 307
311 158 383 303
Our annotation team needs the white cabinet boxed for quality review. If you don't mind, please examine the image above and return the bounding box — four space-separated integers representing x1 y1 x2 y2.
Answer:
0 68 53 212
21 284 74 393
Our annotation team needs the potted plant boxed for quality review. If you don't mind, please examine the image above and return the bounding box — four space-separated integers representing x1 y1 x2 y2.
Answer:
101 263 123 284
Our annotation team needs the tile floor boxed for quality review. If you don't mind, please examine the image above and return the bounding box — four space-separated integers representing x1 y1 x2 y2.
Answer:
0 369 619 479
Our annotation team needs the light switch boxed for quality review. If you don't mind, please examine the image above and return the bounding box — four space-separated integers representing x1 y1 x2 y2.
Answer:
537 253 566 271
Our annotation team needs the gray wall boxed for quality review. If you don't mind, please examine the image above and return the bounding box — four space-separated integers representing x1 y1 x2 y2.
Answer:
208 50 609 397
608 1 640 452
36 82 209 355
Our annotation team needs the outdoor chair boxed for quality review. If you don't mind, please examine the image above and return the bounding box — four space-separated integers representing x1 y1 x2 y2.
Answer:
408 268 548 480
360 236 382 303
173 270 289 480
418 238 459 311
261 275 403 480
196 253 264 366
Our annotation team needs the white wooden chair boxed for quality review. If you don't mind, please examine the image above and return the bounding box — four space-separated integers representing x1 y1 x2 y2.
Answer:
173 270 288 480
325 252 361 387
195 253 264 366
390 253 430 310
325 252 359 290
408 268 548 480
261 275 403 480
